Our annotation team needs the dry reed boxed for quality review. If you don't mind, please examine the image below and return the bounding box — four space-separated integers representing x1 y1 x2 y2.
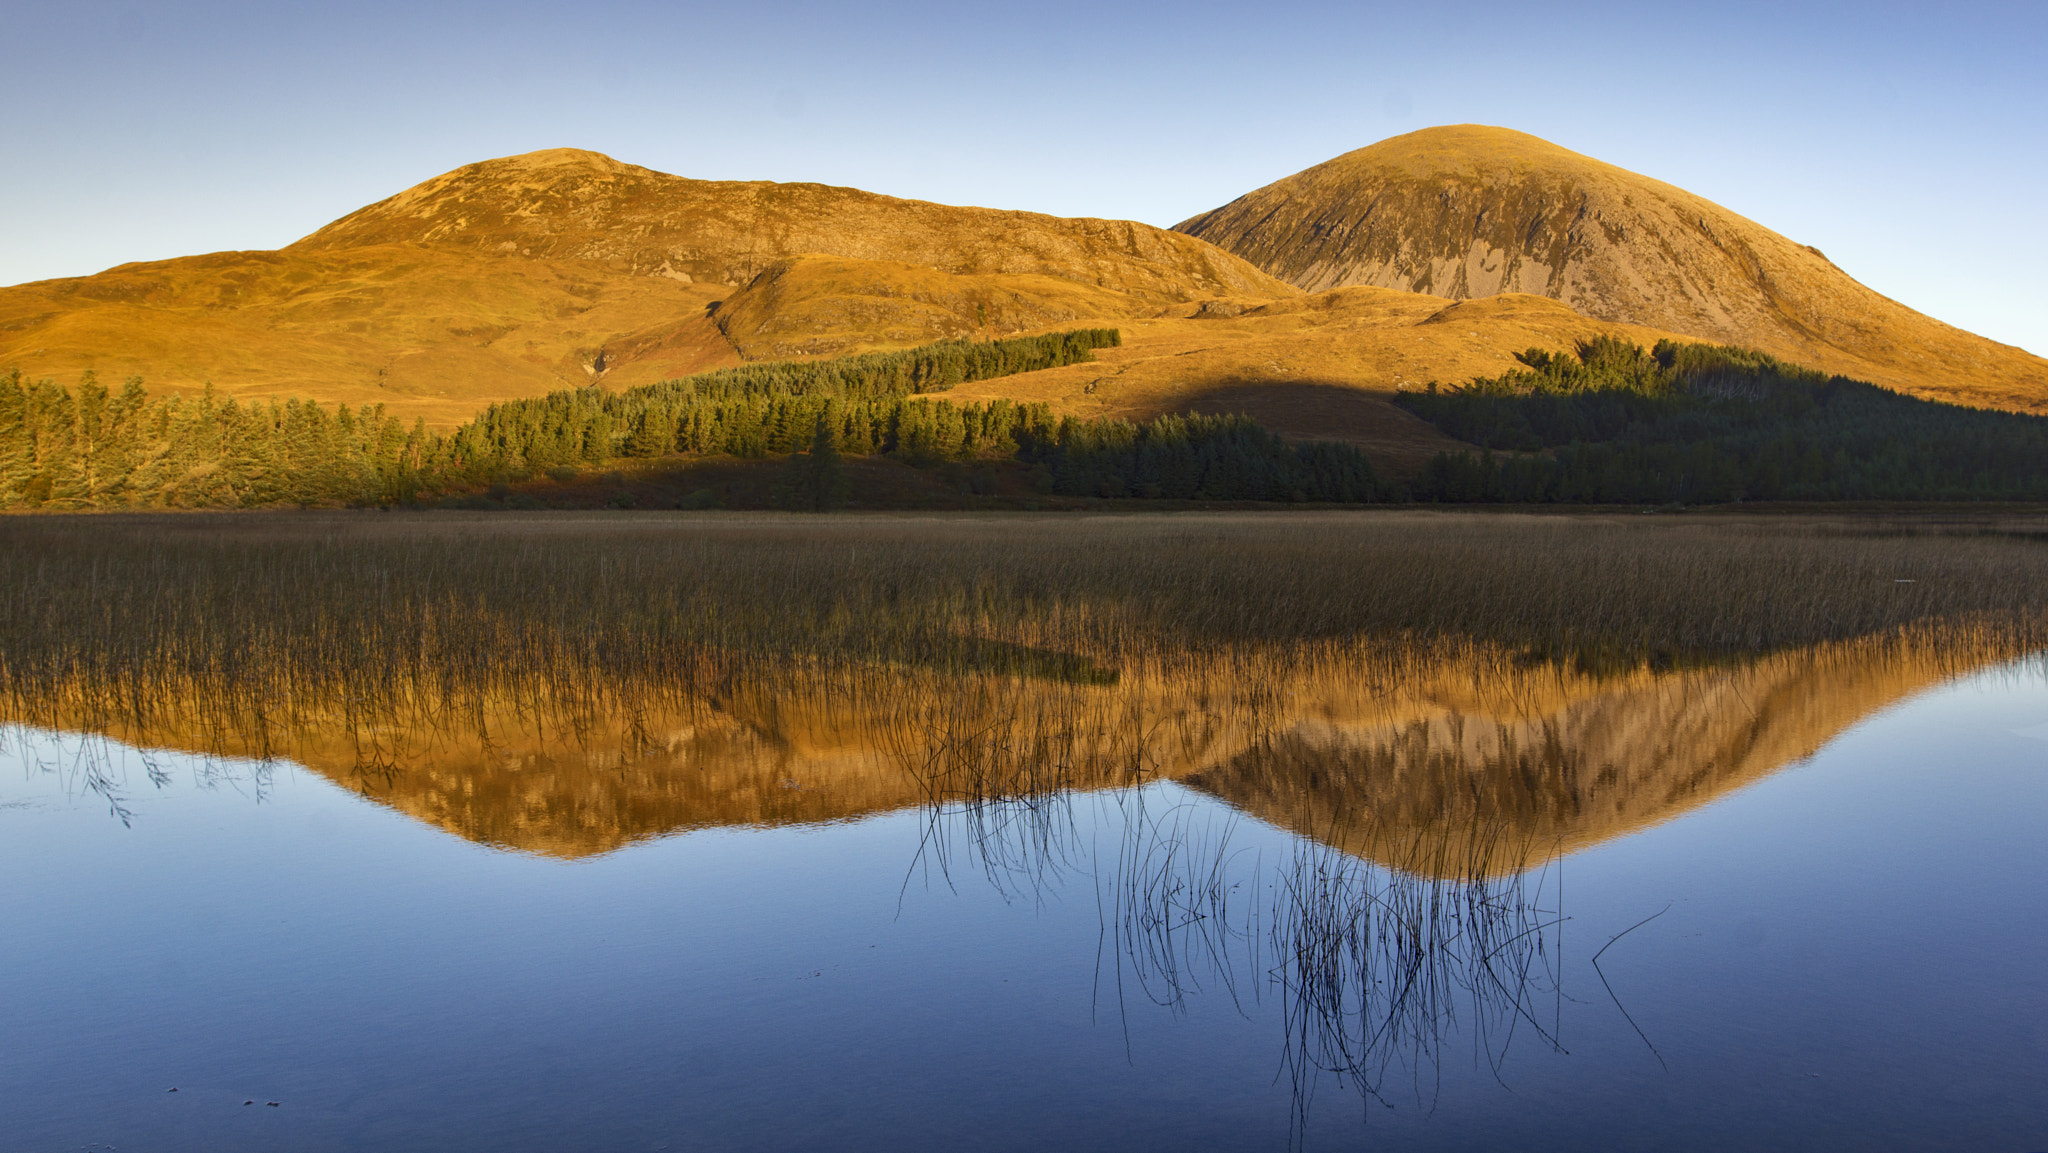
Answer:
4 510 2044 754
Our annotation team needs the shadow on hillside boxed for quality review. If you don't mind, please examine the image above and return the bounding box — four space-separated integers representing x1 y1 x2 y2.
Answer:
1174 381 1473 476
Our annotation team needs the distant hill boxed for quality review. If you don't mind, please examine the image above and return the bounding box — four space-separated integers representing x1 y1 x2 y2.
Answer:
293 148 1291 301
0 149 1291 424
0 245 738 427
1176 125 2048 413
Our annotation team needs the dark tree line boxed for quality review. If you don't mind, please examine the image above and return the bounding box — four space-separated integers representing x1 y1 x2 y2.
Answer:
0 333 1115 509
773 418 852 512
0 327 1384 508
1398 337 2048 503
661 328 1124 402
436 329 1119 474
1 371 432 509
1019 412 1389 502
447 391 1069 475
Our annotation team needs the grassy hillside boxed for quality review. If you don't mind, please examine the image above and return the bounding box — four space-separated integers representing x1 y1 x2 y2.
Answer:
14 324 2048 511
0 148 1292 427
0 329 1379 509
943 288 1702 473
292 148 1294 301
0 246 741 426
709 255 1147 359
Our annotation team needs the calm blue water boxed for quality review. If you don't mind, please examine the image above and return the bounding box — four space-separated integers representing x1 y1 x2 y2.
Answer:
3 663 2045 1152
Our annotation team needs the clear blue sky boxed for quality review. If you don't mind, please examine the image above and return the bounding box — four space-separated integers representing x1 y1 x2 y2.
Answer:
5 0 2044 354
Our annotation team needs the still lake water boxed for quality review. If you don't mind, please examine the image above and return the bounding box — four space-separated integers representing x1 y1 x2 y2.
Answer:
4 656 2045 1151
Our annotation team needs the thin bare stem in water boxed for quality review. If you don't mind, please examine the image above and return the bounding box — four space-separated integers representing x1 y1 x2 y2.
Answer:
6 724 278 826
1591 904 1673 1073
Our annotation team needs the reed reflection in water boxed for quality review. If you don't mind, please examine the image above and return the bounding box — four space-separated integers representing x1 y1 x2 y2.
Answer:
916 750 1572 1141
2 725 277 828
881 643 2044 1138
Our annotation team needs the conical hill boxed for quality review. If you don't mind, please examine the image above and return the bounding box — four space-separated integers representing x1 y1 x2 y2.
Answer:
1175 125 2048 412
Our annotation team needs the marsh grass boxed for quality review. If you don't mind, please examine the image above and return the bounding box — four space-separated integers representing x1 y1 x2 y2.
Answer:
4 510 2045 760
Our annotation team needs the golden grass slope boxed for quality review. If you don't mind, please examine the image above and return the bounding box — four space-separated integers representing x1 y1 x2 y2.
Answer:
709 254 1145 359
0 148 1296 424
945 286 1697 474
0 246 740 426
1176 125 2048 413
293 148 1295 302
0 231 1723 471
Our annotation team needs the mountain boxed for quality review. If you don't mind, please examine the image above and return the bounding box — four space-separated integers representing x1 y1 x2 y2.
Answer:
0 245 739 427
0 149 1291 423
1175 125 2048 413
10 137 2043 463
293 148 1290 301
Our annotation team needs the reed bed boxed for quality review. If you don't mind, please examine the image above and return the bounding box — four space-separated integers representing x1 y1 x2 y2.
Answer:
4 510 2045 751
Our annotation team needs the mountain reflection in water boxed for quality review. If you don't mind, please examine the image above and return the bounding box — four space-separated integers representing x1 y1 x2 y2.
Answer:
7 631 2041 1138
12 633 2023 870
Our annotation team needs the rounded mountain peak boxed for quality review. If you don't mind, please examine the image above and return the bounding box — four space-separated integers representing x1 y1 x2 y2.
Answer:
489 147 633 171
1175 125 1715 303
1319 124 1616 176
288 149 1291 301
1175 125 2047 409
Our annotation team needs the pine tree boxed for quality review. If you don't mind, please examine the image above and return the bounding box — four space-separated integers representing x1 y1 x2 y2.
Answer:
624 409 672 457
0 371 31 500
774 416 850 512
